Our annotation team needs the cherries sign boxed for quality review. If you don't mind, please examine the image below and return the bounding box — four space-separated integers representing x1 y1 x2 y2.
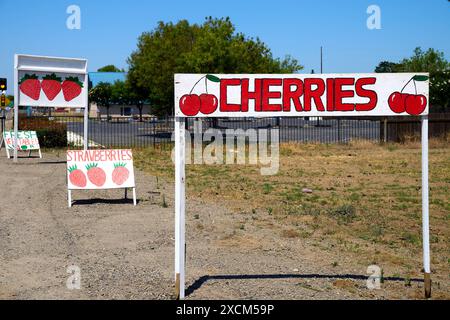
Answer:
388 75 428 115
179 74 219 116
176 73 429 117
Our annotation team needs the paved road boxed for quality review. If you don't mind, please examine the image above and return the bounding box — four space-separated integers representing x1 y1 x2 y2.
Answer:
66 118 381 148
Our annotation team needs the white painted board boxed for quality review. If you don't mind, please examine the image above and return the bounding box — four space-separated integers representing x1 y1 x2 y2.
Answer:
174 73 429 117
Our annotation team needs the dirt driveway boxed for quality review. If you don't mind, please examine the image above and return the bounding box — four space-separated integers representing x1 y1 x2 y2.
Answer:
0 152 442 300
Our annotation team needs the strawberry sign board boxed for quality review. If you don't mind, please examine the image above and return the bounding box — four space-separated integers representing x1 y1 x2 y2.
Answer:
18 73 85 107
16 55 88 108
174 73 429 117
13 54 89 161
66 149 136 207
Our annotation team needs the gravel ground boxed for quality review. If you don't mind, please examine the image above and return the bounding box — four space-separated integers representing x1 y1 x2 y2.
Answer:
0 152 442 300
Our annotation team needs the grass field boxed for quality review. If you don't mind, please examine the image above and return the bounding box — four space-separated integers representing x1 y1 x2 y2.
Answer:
134 139 450 298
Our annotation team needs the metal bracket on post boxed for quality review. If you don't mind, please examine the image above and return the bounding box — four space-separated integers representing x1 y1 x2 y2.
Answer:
421 115 431 299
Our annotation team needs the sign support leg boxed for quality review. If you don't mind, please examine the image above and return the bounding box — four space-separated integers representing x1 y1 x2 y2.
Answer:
421 116 431 298
14 56 18 163
174 117 186 299
83 105 89 150
133 188 137 206
68 190 72 208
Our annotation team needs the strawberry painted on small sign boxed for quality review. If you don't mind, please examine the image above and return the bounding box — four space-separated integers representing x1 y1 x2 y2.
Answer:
66 149 136 207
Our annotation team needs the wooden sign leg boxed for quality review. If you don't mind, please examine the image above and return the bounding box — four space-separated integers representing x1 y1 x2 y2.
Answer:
174 118 186 299
68 190 72 208
421 116 431 298
133 188 137 206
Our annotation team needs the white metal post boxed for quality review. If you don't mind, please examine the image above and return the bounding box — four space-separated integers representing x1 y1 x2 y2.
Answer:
174 117 186 299
83 73 89 150
13 55 19 162
421 116 431 298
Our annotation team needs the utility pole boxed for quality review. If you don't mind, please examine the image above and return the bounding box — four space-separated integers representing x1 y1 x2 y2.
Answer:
320 46 323 74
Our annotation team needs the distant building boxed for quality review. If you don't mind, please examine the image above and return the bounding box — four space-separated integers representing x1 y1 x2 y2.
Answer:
88 72 151 119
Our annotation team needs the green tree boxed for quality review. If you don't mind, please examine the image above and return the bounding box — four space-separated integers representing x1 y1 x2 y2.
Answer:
97 65 124 72
127 17 303 116
375 47 450 111
374 61 399 73
89 82 113 120
397 47 449 73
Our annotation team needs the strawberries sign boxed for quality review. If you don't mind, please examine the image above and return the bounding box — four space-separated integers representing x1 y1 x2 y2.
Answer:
175 73 429 117
16 55 88 108
19 73 84 104
67 149 136 190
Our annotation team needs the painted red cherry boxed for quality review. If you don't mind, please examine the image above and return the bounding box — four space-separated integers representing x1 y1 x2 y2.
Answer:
199 94 218 115
405 94 427 116
388 92 406 113
179 94 201 116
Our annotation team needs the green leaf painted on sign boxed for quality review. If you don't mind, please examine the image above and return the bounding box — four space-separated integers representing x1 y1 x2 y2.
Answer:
21 146 28 150
413 75 429 81
206 74 221 83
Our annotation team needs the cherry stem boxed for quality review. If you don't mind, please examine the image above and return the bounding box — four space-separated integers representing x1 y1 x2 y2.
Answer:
401 77 415 94
189 76 207 95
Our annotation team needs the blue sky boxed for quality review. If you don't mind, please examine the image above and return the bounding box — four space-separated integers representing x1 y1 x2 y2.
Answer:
1 0 449 95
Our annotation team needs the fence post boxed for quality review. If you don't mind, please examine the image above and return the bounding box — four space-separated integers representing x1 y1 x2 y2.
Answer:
1 109 4 133
383 118 388 143
337 119 341 143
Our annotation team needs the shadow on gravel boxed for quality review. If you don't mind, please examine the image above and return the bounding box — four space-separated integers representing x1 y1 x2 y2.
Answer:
72 198 139 206
38 161 67 165
186 274 423 296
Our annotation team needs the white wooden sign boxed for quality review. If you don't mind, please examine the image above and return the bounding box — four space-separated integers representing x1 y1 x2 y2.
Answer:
175 73 429 117
173 73 432 299
2 130 42 158
66 149 136 207
16 55 88 108
13 54 89 162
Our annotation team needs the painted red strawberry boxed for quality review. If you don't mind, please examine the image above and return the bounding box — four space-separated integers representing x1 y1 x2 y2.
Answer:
86 163 106 187
62 76 83 102
41 73 62 101
112 163 130 186
68 165 87 188
19 74 41 100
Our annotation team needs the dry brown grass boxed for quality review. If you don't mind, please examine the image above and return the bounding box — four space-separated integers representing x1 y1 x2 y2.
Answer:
135 140 450 292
